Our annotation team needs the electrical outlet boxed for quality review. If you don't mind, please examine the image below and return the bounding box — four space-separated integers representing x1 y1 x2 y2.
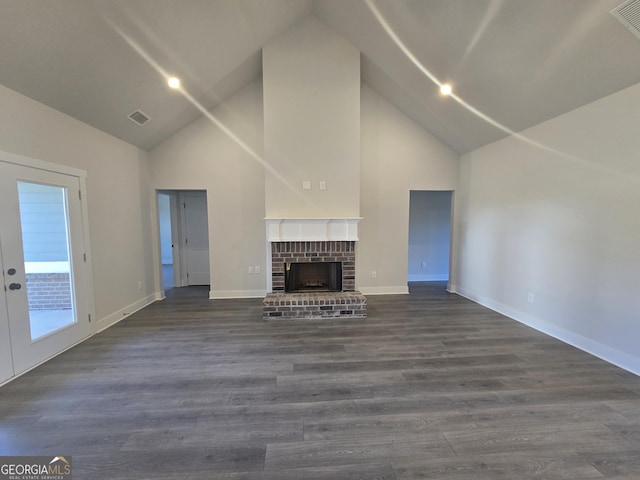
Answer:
421 262 427 269
528 292 535 303
248 266 253 274
319 181 326 190
255 266 260 274
138 281 143 290
371 271 377 279
302 180 311 190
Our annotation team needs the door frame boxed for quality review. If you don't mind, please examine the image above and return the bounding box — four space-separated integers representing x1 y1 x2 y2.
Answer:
407 189 454 284
178 190 209 286
157 191 182 289
0 149 96 385
156 189 209 292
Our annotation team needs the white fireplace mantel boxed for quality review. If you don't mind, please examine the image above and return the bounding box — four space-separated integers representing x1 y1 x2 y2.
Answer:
265 218 362 242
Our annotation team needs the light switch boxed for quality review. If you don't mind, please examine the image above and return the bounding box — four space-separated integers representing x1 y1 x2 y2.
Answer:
302 181 311 190
319 181 326 190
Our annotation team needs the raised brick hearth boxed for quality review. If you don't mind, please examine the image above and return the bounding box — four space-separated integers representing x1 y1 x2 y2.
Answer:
263 292 366 320
264 240 366 320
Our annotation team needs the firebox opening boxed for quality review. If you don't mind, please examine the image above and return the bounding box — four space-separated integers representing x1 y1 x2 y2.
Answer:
285 262 342 293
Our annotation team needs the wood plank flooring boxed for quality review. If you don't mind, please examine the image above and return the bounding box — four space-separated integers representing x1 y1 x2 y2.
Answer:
1 282 640 479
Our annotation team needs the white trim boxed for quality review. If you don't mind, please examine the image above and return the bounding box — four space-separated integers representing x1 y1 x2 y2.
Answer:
266 218 362 241
0 150 87 178
454 285 640 377
209 289 268 300
266 233 273 293
359 286 409 295
78 174 96 334
408 274 449 282
95 294 157 333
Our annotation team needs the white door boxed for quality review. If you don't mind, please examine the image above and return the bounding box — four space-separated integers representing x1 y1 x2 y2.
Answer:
0 243 15 383
0 160 91 381
169 193 181 287
181 192 210 285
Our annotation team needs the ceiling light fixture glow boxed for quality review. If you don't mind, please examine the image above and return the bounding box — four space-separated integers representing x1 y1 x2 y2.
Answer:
167 76 181 89
440 83 452 96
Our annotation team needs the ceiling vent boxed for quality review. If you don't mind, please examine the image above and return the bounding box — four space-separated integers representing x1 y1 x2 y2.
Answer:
611 0 640 40
127 110 150 126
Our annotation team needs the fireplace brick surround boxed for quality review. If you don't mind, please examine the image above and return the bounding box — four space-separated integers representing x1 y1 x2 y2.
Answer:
270 241 355 293
263 240 366 320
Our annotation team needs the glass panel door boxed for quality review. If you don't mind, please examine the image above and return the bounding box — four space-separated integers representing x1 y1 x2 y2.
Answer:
0 242 15 384
0 160 91 378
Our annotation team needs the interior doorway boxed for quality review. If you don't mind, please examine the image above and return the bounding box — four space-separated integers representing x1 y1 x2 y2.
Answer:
158 193 176 290
408 190 453 283
157 190 210 293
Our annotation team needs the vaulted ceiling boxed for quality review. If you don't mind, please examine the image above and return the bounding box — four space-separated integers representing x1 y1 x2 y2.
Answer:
2 0 640 154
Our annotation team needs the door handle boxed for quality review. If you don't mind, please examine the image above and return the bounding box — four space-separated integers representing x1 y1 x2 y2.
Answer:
8 283 22 290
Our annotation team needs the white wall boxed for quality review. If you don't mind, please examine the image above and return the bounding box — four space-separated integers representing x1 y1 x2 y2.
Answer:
148 81 459 298
359 85 459 294
408 190 452 281
0 84 155 330
263 16 360 218
452 82 640 374
149 80 266 299
148 20 459 300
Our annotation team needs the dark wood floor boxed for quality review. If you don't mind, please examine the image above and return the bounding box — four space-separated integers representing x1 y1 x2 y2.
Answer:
2 282 640 479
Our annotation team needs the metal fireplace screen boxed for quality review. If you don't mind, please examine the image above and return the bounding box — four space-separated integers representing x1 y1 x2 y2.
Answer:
285 262 342 293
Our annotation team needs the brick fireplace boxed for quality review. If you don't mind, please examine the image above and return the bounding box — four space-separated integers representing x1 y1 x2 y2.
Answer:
270 241 355 293
263 219 366 320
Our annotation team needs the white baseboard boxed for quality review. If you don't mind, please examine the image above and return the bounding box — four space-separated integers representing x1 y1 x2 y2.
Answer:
454 285 640 377
96 293 157 333
408 274 449 281
210 287 413 298
209 289 268 300
359 286 409 295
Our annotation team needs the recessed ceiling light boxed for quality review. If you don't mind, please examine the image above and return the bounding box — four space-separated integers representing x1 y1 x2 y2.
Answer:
440 83 452 96
167 77 181 89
